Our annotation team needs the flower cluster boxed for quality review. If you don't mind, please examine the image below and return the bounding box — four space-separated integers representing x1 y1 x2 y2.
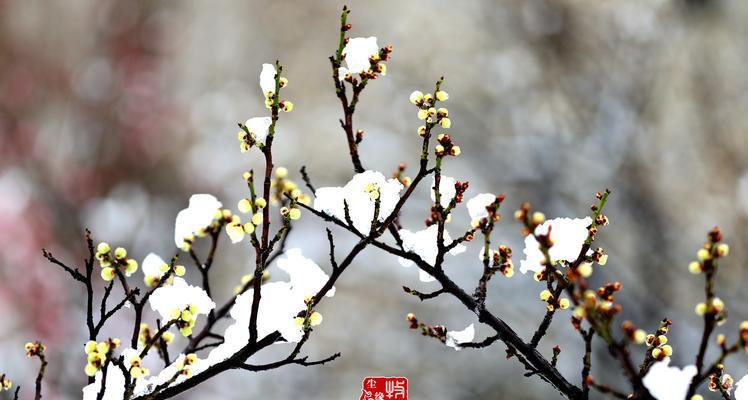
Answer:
410 90 450 128
142 253 184 288
137 323 174 349
83 338 120 377
644 319 674 361
95 242 138 281
24 341 45 357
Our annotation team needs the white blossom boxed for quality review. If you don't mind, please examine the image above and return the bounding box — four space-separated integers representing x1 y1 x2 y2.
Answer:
338 36 379 79
398 225 466 282
641 359 697 400
174 194 222 249
260 63 277 96
149 277 215 321
244 116 272 146
466 193 496 221
445 323 475 351
519 217 592 274
430 176 456 209
314 170 403 234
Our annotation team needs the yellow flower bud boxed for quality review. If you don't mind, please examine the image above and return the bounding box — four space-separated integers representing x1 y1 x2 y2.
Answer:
179 326 193 337
695 302 707 316
276 167 288 178
97 242 110 255
540 290 552 302
634 329 646 344
279 77 288 87
238 199 252 214
559 298 570 309
417 125 426 136
125 259 138 275
417 109 428 120
716 243 729 257
697 248 710 261
435 90 449 101
688 261 702 274
598 254 608 266
577 262 593 278
174 265 186 277
691 395 704 400
289 208 301 220
242 222 255 234
532 212 545 225
84 341 97 354
254 198 267 209
162 331 174 344
409 90 423 104
96 341 110 354
101 267 116 281
310 311 323 326
242 171 252 181
440 117 451 129
252 213 263 225
114 247 127 259
84 363 98 377
281 101 293 112
661 344 673 356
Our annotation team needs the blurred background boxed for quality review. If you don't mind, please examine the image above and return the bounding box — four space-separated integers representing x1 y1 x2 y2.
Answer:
1 0 747 398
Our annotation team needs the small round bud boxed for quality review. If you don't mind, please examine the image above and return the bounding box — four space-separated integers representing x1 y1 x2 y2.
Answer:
532 212 546 225
417 109 428 120
559 298 570 309
715 243 729 257
409 91 424 105
440 117 451 129
634 329 646 344
695 302 707 316
435 90 449 101
243 222 255 234
661 344 673 356
697 248 710 261
174 265 186 277
97 242 110 255
688 261 702 274
254 198 267 209
84 363 98 377
251 213 263 225
310 311 323 326
114 247 127 259
101 267 116 281
540 290 552 302
242 171 252 181
289 208 301 220
238 199 252 214
281 101 293 112
276 167 288 178
577 262 593 278
450 145 461 156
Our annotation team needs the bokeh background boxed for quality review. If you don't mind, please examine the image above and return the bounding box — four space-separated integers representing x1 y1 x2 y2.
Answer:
1 0 747 398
